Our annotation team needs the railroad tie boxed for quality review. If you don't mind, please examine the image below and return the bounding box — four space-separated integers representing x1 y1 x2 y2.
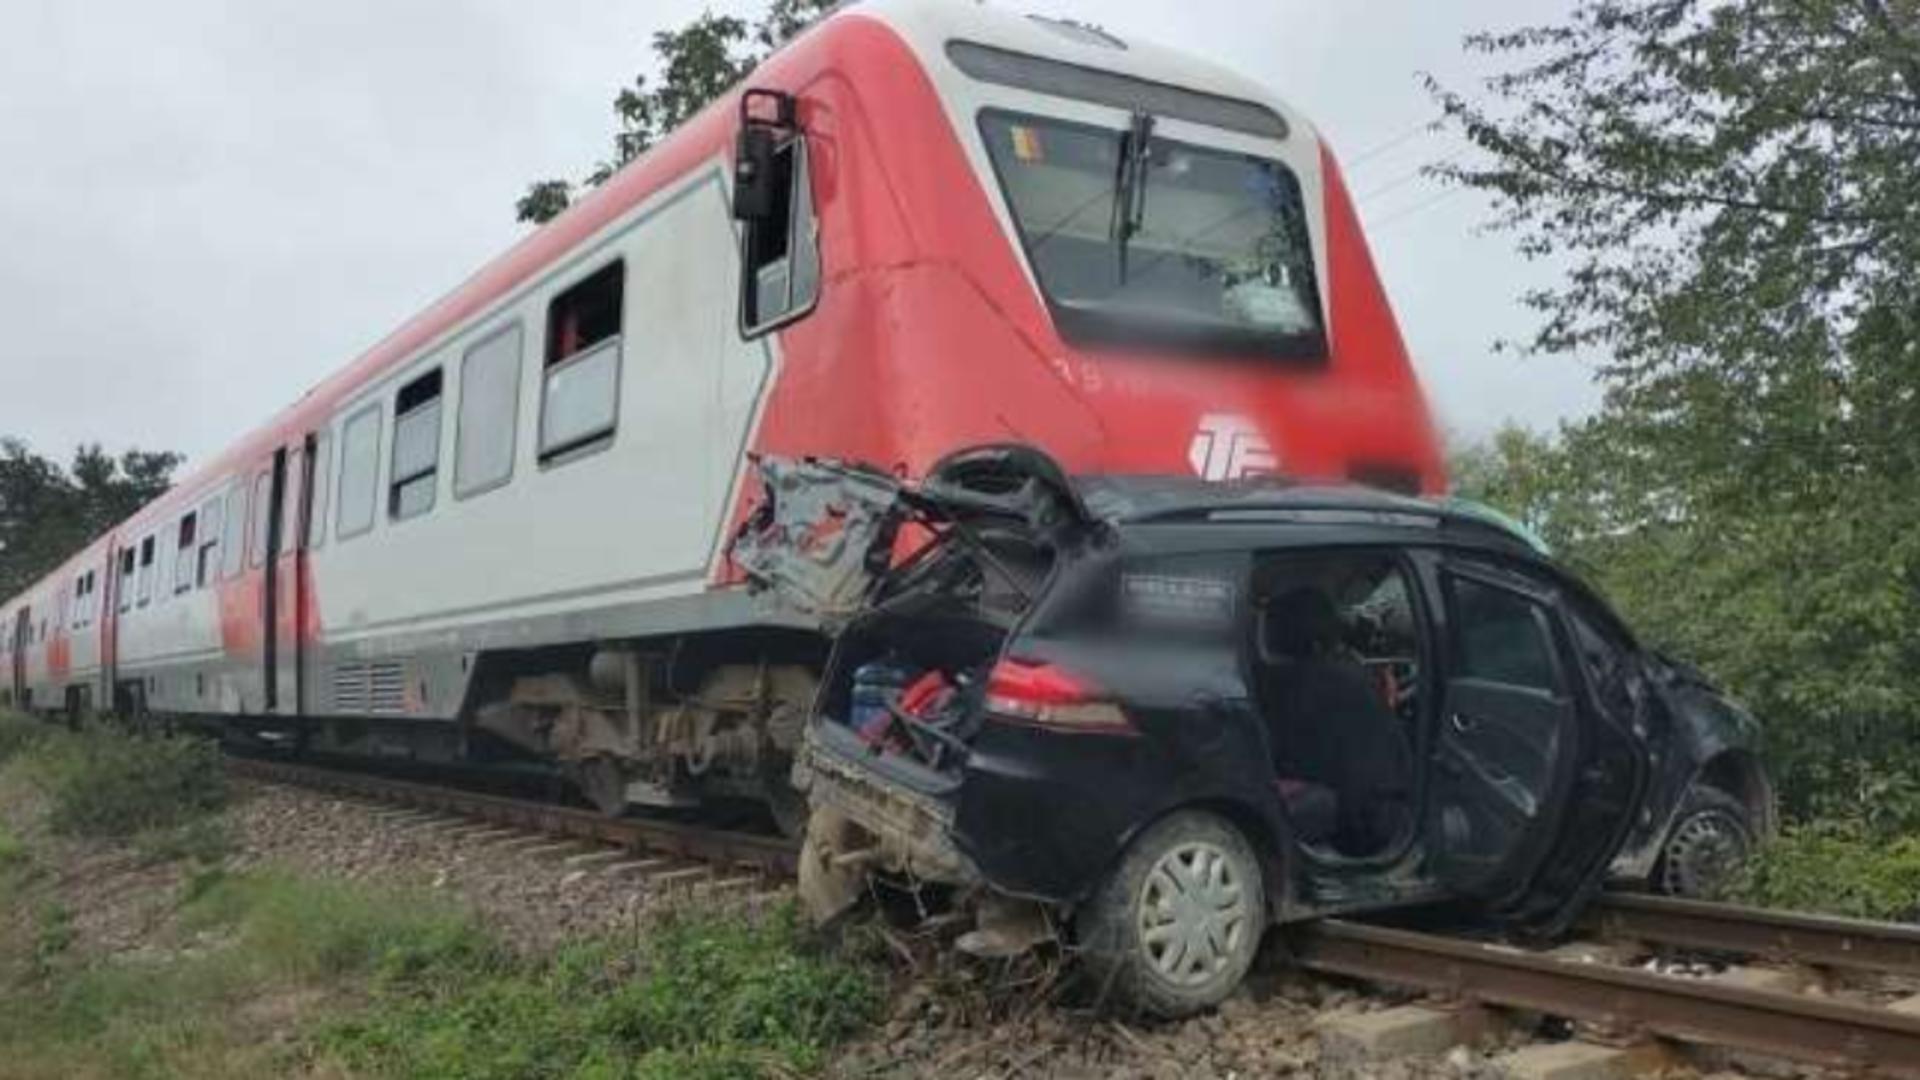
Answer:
1711 964 1813 994
650 866 710 890
491 834 555 853
562 849 625 869
521 841 585 860
1492 1040 1672 1080
701 875 759 896
404 817 470 835
604 858 674 880
451 825 515 841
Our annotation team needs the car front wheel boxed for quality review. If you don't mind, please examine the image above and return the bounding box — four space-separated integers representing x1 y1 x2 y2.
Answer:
1079 809 1267 1018
1655 783 1756 898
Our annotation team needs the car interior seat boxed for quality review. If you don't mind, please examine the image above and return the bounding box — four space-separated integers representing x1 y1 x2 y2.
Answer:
1260 586 1414 857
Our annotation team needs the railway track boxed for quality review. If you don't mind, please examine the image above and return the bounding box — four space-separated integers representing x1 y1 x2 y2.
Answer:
226 755 800 880
1297 894 1920 1075
234 757 1920 1075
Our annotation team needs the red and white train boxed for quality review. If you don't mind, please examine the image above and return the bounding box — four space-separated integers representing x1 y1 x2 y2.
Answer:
1 0 1439 821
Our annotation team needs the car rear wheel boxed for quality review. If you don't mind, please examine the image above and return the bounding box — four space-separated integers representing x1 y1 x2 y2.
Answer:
1079 809 1266 1018
1655 783 1755 898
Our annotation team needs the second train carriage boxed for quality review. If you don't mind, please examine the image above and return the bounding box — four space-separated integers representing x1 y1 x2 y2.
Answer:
2 0 1442 820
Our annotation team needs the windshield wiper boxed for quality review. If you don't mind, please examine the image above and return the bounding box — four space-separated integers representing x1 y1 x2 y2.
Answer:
1109 110 1155 284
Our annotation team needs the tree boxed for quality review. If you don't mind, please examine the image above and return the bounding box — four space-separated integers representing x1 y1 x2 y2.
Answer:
516 0 837 224
0 440 183 602
1434 1 1920 807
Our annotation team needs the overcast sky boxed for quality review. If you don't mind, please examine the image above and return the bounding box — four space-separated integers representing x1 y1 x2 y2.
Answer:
0 0 1596 471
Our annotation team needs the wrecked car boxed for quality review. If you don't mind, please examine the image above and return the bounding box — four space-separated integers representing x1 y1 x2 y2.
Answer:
733 445 1768 1017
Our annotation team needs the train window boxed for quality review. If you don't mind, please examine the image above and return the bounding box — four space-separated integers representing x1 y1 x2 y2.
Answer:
119 548 135 613
455 323 522 498
307 432 331 550
222 483 248 579
249 470 272 567
70 578 83 630
198 495 223 587
740 137 819 336
390 368 443 521
540 262 622 462
137 536 156 606
174 513 197 594
337 404 382 540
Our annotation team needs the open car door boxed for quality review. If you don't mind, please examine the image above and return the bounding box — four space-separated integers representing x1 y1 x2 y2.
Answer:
1425 559 1648 933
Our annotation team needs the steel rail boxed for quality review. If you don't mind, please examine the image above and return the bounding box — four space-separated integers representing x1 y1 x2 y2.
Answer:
228 756 801 877
1293 918 1920 1075
1589 891 1920 977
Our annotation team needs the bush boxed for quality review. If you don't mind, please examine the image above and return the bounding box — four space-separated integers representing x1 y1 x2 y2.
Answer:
0 711 47 765
318 904 882 1079
19 727 227 839
1733 819 1920 922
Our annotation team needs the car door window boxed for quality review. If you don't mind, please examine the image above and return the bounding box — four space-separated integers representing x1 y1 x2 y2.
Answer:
1449 576 1562 695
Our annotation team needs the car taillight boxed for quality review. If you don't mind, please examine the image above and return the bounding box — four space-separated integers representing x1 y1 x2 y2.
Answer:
984 658 1134 734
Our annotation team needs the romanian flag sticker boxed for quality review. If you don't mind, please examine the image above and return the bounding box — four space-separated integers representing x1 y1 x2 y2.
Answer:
1010 125 1044 162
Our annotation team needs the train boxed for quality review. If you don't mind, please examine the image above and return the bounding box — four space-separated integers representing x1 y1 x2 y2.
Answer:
1 0 1441 827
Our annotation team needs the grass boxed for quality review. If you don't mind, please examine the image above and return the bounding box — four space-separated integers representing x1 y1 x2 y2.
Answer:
0 716 886 1077
315 903 882 1079
0 711 46 767
0 865 879 1079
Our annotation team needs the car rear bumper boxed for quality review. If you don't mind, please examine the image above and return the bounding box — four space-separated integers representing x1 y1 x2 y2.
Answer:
800 719 983 887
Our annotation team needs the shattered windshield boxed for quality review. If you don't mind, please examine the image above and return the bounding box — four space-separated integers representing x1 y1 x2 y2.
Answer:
979 109 1325 360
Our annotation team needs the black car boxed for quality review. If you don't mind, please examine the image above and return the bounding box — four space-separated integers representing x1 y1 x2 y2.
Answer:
733 445 1769 1017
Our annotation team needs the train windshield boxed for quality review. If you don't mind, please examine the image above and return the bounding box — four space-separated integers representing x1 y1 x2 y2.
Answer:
979 109 1326 361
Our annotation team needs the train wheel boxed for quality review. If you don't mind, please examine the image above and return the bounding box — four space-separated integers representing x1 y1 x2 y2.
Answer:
574 757 632 817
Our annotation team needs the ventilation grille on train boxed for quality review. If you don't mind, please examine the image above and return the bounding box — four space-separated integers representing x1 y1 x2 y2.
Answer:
332 661 407 715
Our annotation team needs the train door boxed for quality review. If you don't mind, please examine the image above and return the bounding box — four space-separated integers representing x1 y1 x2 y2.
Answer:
9 607 27 704
97 549 116 712
268 439 309 717
254 447 295 715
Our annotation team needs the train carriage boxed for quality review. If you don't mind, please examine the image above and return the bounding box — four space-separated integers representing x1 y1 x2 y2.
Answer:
3 0 1442 820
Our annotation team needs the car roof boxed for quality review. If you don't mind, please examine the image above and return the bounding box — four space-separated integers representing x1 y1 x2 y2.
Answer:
1076 474 1518 539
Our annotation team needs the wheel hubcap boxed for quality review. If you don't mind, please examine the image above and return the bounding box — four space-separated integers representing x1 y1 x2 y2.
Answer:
1137 840 1251 987
1661 809 1749 897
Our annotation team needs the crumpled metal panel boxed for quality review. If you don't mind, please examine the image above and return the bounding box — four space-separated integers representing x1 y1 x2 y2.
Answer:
730 458 905 624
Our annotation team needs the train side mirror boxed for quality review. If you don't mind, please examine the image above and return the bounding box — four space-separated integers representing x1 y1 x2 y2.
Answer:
734 88 798 223
733 126 779 222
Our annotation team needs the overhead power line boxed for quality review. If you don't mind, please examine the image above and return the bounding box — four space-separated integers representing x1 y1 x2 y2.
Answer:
1356 151 1462 205
1366 186 1472 232
1343 120 1439 169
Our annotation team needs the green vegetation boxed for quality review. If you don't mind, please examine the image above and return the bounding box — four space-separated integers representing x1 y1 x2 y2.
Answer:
0 721 883 1077
0 440 182 602
319 905 881 1080
1442 1 1920 915
17 724 228 840
1735 823 1920 922
0 860 878 1080
0 863 489 1079
0 710 46 765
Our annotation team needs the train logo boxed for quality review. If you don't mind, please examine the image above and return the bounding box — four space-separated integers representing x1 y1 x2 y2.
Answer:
1188 413 1278 481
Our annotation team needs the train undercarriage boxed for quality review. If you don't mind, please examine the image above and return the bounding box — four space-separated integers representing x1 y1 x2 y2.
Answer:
162 630 830 835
